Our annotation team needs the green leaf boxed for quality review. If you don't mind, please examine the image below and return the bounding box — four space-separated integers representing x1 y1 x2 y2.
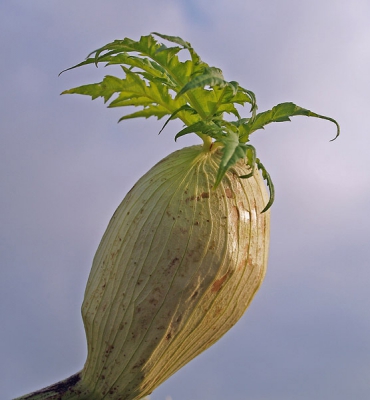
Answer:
238 146 257 179
61 75 128 102
61 33 340 211
61 33 261 135
151 32 202 67
239 102 340 142
175 121 223 141
177 68 228 97
213 132 249 188
256 159 275 213
151 32 192 50
158 104 198 134
118 105 169 121
63 67 190 123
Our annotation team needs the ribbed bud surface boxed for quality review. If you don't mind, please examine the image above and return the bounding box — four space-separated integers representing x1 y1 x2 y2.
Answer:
80 145 270 399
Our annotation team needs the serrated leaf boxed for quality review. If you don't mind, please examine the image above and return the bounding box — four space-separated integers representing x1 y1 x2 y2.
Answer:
152 32 192 50
158 104 198 134
62 32 339 212
152 32 202 67
61 33 261 136
176 67 234 98
174 121 222 141
108 96 154 108
238 146 257 179
61 75 128 102
118 105 169 121
239 102 340 142
213 131 249 187
256 159 275 213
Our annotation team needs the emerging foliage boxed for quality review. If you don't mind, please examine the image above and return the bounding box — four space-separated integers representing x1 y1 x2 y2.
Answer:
61 33 339 211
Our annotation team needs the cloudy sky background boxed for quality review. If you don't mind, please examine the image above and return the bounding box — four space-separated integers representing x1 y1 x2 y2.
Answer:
1 1 369 399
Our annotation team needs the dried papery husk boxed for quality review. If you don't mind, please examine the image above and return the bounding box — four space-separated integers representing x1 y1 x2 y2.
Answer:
80 144 270 399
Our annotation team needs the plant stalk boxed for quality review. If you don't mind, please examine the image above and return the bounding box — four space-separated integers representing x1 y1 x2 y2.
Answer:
13 372 95 400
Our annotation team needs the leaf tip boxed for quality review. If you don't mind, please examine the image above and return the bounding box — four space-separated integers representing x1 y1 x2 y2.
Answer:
329 120 340 142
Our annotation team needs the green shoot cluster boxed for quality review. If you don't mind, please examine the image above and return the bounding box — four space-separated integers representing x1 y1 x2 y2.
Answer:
61 32 339 212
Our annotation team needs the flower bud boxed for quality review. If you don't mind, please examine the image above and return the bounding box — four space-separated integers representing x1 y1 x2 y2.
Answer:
80 145 270 399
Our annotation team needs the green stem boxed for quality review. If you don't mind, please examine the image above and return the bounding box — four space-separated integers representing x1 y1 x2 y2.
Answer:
175 109 213 149
13 372 95 400
201 134 213 150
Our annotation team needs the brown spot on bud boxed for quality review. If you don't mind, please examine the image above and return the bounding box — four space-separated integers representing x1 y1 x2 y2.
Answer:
211 272 230 292
225 188 233 198
191 290 198 300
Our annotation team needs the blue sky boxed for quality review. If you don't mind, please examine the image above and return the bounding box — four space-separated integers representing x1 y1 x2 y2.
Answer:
1 1 370 399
